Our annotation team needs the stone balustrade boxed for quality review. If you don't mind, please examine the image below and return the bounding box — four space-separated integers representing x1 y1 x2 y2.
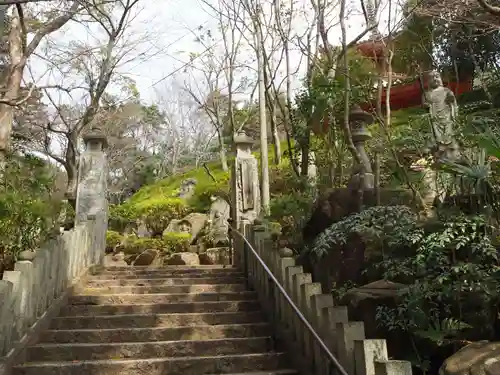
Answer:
0 219 106 361
235 220 413 375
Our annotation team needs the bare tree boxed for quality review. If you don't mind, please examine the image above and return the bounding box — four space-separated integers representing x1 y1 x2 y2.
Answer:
30 0 146 207
0 0 82 164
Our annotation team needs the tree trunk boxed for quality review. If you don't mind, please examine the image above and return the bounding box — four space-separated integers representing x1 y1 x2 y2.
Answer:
0 10 25 164
217 131 228 172
64 134 78 210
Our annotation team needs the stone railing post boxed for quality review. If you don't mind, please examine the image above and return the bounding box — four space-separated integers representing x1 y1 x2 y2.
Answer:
75 125 109 265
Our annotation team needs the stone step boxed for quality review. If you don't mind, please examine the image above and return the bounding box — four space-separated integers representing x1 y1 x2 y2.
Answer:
13 353 288 375
88 273 247 281
97 267 242 276
104 265 237 271
78 283 247 295
27 336 272 361
39 323 271 344
50 311 265 330
59 300 260 316
68 291 256 305
86 277 247 286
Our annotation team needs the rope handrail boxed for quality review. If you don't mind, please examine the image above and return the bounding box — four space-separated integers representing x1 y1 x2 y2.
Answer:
229 227 349 375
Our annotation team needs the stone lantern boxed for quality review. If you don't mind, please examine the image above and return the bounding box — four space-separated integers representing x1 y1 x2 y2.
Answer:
348 105 375 190
75 126 108 225
233 130 254 157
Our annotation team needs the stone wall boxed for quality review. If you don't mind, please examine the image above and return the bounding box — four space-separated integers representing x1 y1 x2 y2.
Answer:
0 219 106 360
235 221 413 375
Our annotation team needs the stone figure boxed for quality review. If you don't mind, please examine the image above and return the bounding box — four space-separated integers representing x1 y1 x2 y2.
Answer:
208 196 230 246
177 178 197 199
230 131 260 223
425 70 459 160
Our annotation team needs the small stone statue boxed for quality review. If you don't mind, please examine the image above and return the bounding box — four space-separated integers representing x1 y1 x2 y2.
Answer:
425 71 459 160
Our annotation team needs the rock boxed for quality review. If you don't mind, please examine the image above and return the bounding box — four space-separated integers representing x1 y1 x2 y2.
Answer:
166 252 200 266
278 247 294 258
177 178 197 199
341 280 408 362
104 252 127 267
342 280 406 306
439 341 500 375
132 249 160 266
18 250 37 261
199 247 230 265
136 221 151 238
164 219 181 234
181 213 209 244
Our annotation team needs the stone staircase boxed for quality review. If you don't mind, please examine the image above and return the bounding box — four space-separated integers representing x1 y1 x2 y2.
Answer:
11 265 297 375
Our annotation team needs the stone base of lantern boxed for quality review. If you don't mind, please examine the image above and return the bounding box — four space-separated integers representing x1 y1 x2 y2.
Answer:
349 172 375 190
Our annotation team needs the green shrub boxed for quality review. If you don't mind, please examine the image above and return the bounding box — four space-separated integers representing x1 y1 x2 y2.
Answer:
0 154 62 273
121 235 166 255
268 191 315 248
106 230 123 253
162 232 192 253
108 204 138 232
374 213 499 372
135 197 190 236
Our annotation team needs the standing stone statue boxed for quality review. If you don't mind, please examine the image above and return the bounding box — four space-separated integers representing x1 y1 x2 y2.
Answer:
425 70 459 160
230 130 260 224
75 126 108 225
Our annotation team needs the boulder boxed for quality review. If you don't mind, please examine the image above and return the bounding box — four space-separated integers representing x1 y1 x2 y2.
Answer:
340 280 408 362
177 178 197 199
439 341 500 375
166 252 200 266
104 252 127 267
181 213 209 244
132 249 160 266
164 219 181 234
199 247 230 265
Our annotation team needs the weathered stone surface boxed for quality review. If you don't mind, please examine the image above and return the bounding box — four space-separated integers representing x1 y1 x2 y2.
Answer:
182 213 208 244
165 252 200 266
278 247 294 258
341 280 408 364
163 219 181 234
439 341 500 375
199 247 230 265
104 252 127 267
177 178 197 199
132 249 160 266
342 280 406 306
18 250 37 261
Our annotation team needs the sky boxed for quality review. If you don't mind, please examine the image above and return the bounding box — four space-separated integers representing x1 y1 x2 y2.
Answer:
38 0 402 105
26 0 404 109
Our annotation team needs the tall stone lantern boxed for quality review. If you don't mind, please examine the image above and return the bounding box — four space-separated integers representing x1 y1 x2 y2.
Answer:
348 105 375 190
75 126 108 225
230 130 261 226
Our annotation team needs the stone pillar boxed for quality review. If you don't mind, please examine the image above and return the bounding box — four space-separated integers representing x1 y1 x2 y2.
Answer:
348 105 375 190
75 126 108 263
230 130 261 227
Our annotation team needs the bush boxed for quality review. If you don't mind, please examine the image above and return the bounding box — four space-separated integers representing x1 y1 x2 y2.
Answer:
308 205 418 259
162 232 192 253
108 204 138 232
134 197 190 236
268 190 315 248
375 213 499 372
120 235 167 255
0 154 62 274
106 230 123 253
